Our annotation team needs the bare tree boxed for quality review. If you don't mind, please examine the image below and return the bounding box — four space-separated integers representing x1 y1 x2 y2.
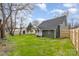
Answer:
0 3 12 39
0 3 34 39
19 17 24 35
12 3 34 35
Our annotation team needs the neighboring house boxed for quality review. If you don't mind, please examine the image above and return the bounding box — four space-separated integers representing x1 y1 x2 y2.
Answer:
14 23 36 35
14 27 27 35
36 15 69 38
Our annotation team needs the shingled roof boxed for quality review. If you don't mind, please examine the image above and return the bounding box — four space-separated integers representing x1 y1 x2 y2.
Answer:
38 15 67 30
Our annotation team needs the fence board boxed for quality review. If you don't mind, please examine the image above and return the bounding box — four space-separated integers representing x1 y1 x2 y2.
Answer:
60 29 70 38
70 28 79 52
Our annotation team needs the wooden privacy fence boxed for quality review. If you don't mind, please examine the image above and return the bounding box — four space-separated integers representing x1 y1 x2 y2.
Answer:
60 29 70 38
70 28 79 52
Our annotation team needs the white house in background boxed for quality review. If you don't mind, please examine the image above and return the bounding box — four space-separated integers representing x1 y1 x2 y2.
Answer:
14 27 27 35
14 22 36 35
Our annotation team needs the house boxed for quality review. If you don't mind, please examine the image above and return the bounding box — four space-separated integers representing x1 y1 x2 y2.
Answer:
36 15 69 38
14 23 36 35
14 27 27 35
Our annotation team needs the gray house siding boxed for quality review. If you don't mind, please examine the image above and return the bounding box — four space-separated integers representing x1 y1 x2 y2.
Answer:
36 15 67 38
42 30 54 38
41 25 61 38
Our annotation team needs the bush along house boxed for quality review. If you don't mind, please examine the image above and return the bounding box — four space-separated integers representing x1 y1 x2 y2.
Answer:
36 15 69 38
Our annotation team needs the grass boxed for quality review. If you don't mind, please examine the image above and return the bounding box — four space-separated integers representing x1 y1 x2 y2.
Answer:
7 34 78 56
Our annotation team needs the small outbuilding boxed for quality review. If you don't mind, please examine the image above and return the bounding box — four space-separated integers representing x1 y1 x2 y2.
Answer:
36 15 68 38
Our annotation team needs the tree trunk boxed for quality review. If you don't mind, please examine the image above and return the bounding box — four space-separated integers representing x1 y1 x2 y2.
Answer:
1 23 5 39
19 28 22 35
10 16 14 36
12 11 18 35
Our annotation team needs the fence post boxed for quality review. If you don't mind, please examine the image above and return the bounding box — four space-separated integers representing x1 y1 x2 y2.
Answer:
78 29 79 52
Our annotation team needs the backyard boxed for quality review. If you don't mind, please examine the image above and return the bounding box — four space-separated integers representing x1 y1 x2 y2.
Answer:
0 3 79 56
0 34 77 56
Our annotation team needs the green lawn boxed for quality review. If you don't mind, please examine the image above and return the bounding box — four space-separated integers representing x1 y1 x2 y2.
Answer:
7 34 78 56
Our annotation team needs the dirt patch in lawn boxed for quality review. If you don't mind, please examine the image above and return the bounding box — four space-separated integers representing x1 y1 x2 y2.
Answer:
0 40 15 56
